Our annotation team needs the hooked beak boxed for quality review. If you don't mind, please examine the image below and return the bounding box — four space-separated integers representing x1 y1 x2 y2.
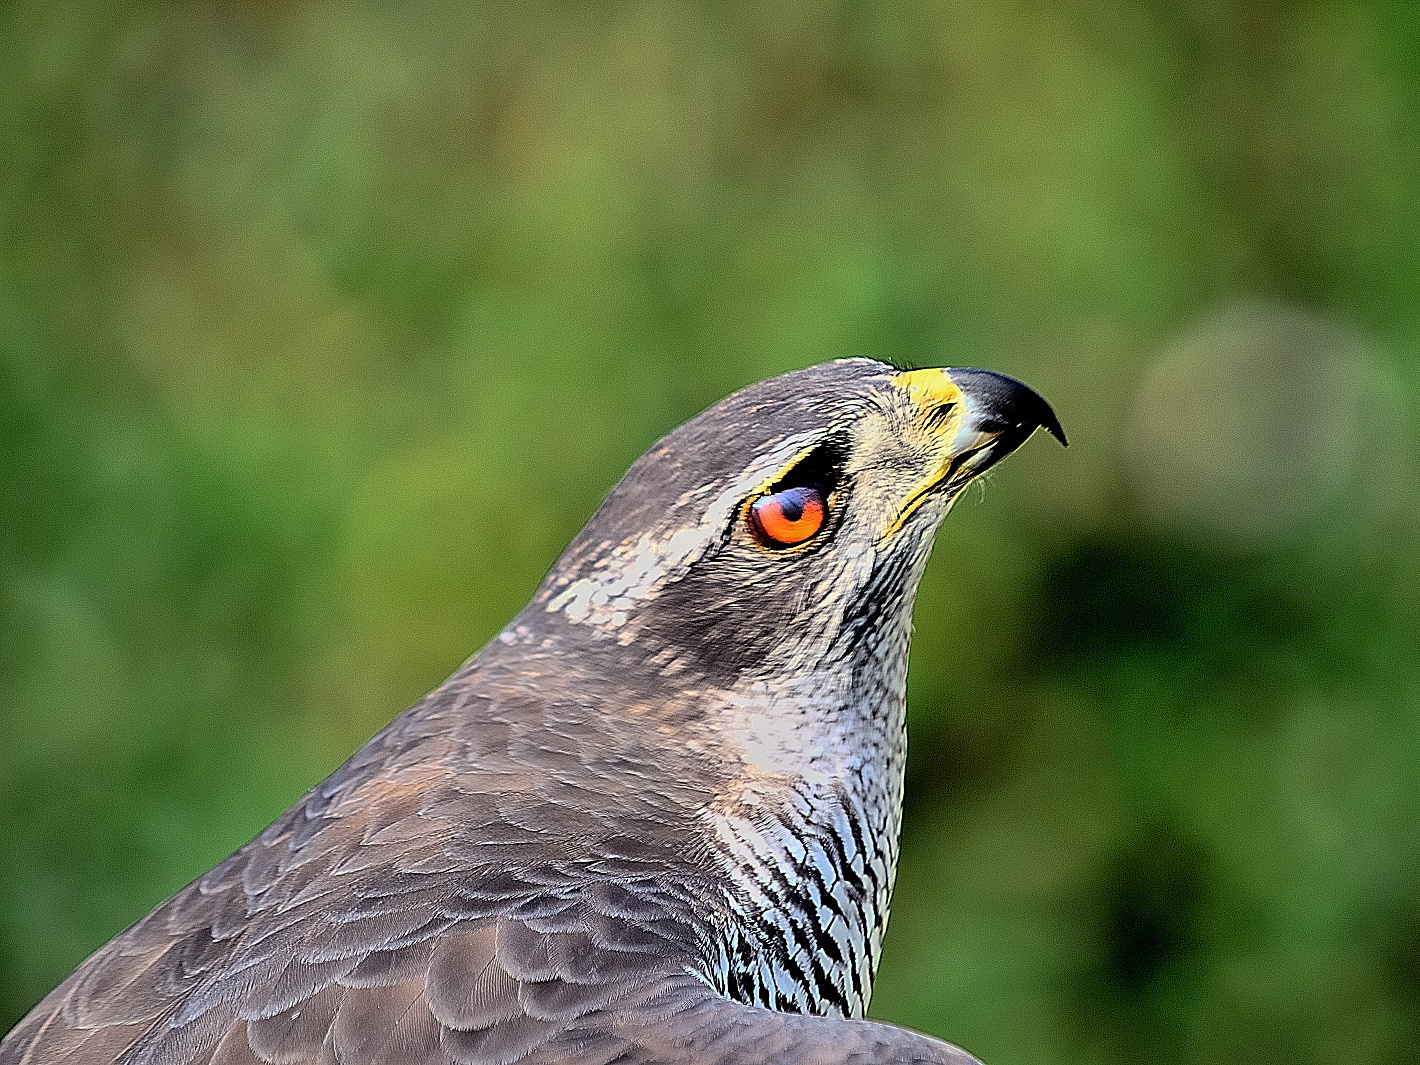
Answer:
940 366 1067 475
887 366 1066 532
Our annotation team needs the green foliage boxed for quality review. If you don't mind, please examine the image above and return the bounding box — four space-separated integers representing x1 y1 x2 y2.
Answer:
2 2 1419 1061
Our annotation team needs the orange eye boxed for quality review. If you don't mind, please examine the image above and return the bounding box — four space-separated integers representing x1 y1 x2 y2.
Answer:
749 486 826 547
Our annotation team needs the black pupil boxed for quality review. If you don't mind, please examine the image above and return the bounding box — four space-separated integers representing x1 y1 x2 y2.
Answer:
776 487 811 522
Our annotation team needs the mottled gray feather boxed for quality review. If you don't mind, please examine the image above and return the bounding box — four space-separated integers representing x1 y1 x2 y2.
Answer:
0 358 1063 1065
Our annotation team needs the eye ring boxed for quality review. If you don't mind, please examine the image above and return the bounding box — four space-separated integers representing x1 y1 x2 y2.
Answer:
748 485 826 548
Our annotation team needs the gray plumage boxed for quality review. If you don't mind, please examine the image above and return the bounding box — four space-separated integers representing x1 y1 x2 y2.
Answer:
0 358 1064 1065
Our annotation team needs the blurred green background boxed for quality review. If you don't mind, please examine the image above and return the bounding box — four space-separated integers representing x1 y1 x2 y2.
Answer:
3 1 1420 1062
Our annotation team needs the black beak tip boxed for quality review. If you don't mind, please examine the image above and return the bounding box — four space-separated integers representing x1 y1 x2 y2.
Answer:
950 367 1068 448
1039 407 1069 447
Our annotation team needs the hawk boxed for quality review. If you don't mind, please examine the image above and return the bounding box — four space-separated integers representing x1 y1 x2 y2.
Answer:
2 359 1064 1065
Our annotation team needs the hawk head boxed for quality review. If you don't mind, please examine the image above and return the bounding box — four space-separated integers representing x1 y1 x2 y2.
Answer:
512 359 1064 686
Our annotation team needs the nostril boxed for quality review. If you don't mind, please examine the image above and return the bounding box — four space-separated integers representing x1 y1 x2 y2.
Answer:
922 402 957 430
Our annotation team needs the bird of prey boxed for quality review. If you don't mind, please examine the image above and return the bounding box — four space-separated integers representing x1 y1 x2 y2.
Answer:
1 359 1064 1065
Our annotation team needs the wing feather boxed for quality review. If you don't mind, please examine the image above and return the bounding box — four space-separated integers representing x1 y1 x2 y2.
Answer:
1 684 977 1065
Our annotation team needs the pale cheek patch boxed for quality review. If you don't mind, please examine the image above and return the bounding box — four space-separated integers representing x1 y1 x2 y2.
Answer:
545 533 665 625
542 433 820 633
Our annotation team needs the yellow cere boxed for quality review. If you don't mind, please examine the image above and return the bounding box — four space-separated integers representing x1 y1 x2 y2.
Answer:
891 367 965 417
881 368 970 540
